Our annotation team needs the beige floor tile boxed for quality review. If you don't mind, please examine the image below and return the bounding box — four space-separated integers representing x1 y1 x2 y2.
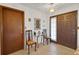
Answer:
10 43 76 55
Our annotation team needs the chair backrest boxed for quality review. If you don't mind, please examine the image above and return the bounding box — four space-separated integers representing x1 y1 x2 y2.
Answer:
26 30 33 41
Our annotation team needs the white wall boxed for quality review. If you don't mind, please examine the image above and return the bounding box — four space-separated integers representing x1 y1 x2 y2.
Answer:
0 3 50 49
51 3 79 49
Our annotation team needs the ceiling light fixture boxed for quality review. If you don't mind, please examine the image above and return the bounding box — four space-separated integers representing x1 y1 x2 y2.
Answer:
49 8 54 12
49 3 54 13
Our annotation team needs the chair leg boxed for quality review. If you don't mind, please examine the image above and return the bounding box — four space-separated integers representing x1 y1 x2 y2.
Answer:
35 43 37 51
28 45 30 54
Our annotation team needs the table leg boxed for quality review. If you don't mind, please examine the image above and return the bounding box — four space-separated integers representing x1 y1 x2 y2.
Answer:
47 39 48 45
43 38 44 45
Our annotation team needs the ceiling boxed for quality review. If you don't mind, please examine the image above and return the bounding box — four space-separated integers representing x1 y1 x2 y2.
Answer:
20 3 62 13
20 3 77 13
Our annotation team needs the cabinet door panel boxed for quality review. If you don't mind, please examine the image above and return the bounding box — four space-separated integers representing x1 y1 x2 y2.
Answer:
57 11 77 49
3 8 24 54
0 7 2 55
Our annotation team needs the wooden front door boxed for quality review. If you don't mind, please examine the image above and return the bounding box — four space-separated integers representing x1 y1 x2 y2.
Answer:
0 7 3 54
57 11 77 49
3 7 24 54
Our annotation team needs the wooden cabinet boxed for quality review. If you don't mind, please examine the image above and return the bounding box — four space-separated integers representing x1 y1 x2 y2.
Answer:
0 6 3 55
57 11 77 49
0 6 24 55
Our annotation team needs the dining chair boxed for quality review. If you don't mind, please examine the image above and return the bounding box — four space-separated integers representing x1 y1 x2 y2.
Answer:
26 30 37 54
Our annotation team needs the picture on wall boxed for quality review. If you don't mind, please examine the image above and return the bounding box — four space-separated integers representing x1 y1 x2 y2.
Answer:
34 18 40 30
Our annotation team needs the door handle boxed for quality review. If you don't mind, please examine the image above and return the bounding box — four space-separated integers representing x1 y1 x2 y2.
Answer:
72 29 75 34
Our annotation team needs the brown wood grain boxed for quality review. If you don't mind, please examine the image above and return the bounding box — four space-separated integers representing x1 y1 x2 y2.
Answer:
3 8 24 54
57 11 77 49
77 27 79 29
0 6 24 55
0 6 3 55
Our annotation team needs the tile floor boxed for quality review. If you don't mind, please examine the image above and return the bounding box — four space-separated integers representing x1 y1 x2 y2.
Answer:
10 43 76 55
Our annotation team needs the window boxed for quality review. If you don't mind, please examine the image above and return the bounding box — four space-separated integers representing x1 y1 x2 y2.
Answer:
51 17 57 42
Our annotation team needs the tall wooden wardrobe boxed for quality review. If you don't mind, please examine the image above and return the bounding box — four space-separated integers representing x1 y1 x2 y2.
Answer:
57 11 77 49
0 6 24 55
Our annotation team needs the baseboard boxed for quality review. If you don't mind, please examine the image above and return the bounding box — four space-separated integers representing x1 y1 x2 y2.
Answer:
50 40 57 43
